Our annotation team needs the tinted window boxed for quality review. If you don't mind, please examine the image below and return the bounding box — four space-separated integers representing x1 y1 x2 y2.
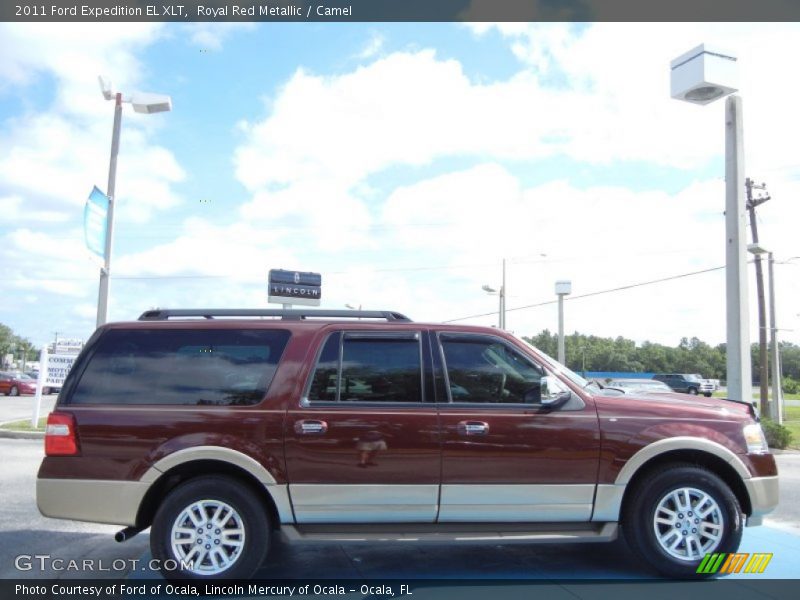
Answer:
307 333 340 402
307 334 423 403
441 337 544 404
70 328 290 406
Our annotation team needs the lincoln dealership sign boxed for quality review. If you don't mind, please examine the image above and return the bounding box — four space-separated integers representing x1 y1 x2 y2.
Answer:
268 269 322 306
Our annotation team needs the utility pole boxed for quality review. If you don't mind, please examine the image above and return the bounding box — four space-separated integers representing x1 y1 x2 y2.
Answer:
745 178 770 418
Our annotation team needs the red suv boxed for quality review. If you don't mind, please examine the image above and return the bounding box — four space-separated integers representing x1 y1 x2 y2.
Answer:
37 309 778 579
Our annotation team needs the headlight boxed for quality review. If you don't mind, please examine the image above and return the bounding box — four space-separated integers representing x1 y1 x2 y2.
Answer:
743 423 769 454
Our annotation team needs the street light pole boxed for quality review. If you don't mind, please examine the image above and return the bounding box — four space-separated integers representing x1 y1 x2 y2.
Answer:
482 259 507 330
500 259 506 330
671 45 751 405
724 96 753 405
96 92 122 328
555 280 572 364
94 77 172 328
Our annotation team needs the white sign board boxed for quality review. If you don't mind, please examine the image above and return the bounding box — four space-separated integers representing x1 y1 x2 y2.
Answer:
44 354 77 387
53 339 84 355
32 348 78 427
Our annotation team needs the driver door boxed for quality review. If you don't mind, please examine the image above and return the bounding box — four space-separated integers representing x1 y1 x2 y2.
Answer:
434 332 600 522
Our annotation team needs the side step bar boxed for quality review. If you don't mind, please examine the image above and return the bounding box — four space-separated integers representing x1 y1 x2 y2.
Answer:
281 522 618 544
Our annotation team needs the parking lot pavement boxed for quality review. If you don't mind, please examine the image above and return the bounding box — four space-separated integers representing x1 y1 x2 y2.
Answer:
0 393 56 426
125 523 800 582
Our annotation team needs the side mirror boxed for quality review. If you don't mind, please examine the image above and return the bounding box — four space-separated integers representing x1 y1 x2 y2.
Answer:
540 376 571 409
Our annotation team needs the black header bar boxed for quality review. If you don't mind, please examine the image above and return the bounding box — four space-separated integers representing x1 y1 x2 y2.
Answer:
5 0 800 22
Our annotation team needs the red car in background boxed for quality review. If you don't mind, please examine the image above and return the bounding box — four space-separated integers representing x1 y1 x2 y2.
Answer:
0 371 37 396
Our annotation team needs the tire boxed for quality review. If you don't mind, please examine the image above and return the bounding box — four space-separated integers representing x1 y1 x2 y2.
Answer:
150 476 270 580
622 464 743 578
704 392 712 398
9 386 19 397
687 387 698 395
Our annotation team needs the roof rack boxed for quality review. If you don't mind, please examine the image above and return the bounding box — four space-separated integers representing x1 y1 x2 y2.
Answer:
137 309 412 322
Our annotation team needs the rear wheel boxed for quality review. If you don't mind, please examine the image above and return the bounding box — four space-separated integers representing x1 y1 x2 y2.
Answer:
150 476 270 580
622 464 743 578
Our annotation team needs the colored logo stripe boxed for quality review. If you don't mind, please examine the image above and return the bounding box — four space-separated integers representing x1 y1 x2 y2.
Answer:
696 552 772 574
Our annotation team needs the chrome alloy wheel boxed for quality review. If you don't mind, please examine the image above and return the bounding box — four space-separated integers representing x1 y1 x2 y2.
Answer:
653 487 724 561
170 499 246 575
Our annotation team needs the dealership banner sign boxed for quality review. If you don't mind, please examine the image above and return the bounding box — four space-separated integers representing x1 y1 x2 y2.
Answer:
268 269 322 306
84 186 109 259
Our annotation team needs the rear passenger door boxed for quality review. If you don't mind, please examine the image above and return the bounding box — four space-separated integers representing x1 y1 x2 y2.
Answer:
284 330 440 523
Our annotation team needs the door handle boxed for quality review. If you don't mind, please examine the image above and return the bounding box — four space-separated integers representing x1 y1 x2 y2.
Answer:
295 420 328 435
457 421 489 436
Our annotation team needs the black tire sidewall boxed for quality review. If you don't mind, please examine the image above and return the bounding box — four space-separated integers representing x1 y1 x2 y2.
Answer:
150 476 270 580
623 465 743 578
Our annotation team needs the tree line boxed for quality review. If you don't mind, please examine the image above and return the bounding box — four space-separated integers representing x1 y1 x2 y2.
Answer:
523 329 800 385
0 322 38 371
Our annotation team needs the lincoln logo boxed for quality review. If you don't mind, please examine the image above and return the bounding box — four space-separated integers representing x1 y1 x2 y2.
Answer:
270 285 320 297
294 272 300 284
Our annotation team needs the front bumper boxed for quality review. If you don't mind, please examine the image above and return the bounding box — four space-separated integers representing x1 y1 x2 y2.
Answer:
744 475 779 526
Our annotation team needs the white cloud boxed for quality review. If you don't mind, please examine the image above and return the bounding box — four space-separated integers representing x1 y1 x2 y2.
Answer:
357 32 385 60
182 23 256 51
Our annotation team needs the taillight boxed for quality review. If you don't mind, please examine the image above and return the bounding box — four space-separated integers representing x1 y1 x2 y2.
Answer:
45 412 79 456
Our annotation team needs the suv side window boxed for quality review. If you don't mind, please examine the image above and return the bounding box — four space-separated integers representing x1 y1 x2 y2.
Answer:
307 332 424 403
69 328 291 406
440 336 545 404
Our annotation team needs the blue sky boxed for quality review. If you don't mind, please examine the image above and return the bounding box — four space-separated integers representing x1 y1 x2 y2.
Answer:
1 22 799 350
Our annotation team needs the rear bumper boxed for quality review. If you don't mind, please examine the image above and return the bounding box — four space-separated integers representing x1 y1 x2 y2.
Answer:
37 478 149 526
744 475 779 526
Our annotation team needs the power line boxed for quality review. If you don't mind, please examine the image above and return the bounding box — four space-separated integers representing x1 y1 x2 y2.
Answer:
443 264 728 323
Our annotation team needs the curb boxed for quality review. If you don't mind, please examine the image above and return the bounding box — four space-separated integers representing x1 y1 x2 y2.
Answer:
0 428 44 439
0 420 45 440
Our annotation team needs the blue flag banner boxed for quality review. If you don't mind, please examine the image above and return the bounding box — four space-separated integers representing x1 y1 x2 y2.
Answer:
84 186 108 259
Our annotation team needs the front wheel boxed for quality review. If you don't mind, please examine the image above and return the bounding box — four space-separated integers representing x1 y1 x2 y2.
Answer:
622 464 743 578
150 476 270 580
9 386 19 396
687 387 698 395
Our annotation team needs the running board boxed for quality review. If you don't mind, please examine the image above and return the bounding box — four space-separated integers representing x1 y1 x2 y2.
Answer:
281 522 618 544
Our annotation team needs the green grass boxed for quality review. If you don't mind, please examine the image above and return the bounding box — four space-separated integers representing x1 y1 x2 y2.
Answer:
783 405 800 449
712 390 800 401
0 417 46 431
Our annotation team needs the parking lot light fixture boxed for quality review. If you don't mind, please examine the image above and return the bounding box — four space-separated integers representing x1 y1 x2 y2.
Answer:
482 259 506 329
670 46 751 405
95 76 172 328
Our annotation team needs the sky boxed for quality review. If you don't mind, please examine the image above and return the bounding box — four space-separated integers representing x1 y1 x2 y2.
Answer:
1 22 799 351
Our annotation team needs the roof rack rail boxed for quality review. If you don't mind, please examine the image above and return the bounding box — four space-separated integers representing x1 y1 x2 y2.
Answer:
138 309 412 322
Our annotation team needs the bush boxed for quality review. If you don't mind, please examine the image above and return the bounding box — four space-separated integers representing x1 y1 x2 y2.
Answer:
761 418 793 450
783 376 799 395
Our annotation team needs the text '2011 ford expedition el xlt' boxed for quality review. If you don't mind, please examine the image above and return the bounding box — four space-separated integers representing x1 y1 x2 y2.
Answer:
37 309 778 580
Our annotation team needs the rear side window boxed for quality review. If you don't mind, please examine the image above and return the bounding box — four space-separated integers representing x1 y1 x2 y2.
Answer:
307 332 424 403
69 328 291 406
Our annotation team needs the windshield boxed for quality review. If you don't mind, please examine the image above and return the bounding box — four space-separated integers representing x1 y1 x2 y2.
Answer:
513 335 590 389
